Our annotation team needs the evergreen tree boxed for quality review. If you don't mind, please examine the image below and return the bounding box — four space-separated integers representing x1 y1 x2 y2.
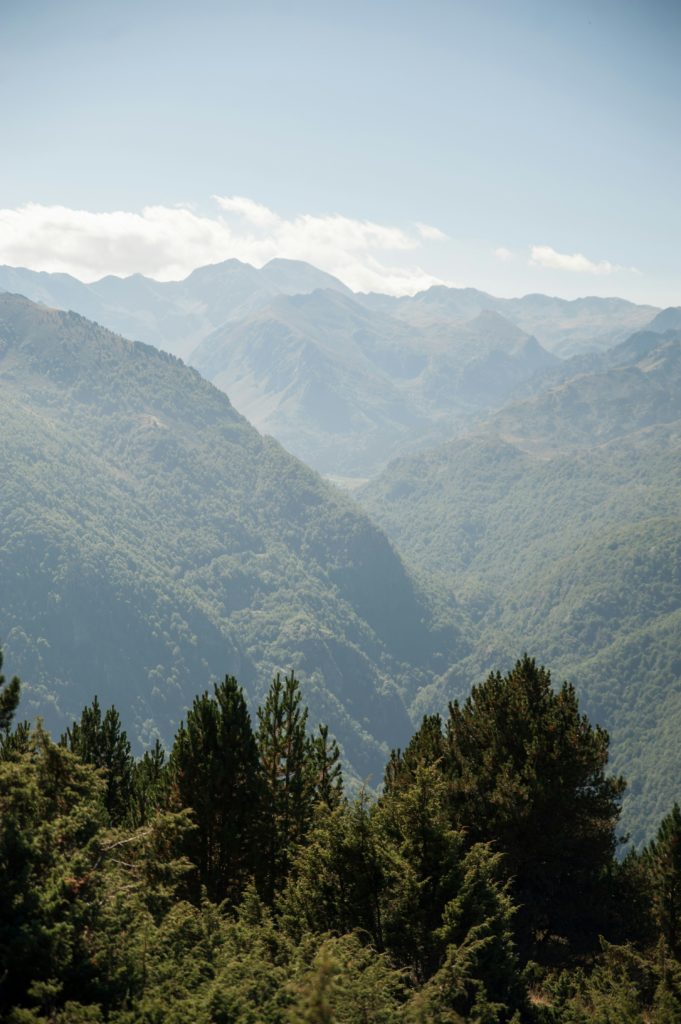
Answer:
288 935 406 1024
310 724 343 809
445 655 625 959
61 697 135 825
281 795 389 949
377 762 466 981
0 726 108 1014
130 738 169 826
257 671 315 899
428 843 525 1022
169 674 263 903
383 714 447 796
0 648 20 736
645 803 681 957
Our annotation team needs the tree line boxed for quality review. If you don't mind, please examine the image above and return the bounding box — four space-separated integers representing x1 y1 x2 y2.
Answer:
1 651 681 1022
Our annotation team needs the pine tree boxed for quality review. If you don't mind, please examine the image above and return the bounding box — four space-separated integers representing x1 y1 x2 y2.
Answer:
257 671 315 899
310 724 343 809
281 795 389 948
62 697 135 825
377 762 466 981
131 738 168 826
430 843 525 1022
169 674 263 903
445 655 625 959
645 803 681 957
383 714 447 796
289 945 337 1024
0 648 20 736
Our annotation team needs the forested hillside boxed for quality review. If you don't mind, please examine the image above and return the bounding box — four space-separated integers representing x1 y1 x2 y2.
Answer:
0 293 461 779
358 333 681 843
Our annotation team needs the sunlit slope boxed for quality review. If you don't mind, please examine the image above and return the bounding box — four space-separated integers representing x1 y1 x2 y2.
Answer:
358 334 681 841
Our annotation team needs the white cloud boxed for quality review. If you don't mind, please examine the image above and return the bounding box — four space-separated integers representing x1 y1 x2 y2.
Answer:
212 195 281 228
0 197 450 296
494 246 514 262
529 244 623 276
415 222 448 241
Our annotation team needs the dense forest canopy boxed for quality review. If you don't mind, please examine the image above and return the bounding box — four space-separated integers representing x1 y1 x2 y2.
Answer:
2 654 681 1023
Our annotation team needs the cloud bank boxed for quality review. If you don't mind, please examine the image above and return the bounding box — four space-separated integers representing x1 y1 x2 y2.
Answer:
0 197 449 295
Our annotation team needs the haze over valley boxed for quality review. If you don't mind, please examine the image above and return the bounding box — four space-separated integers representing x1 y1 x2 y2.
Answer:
1 265 680 841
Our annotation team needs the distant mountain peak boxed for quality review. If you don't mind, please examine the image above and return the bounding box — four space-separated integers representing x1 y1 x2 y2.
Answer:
647 306 681 334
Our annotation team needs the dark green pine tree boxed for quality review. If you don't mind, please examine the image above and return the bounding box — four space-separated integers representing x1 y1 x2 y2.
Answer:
62 696 135 825
257 671 315 900
281 795 388 949
383 713 448 795
0 649 20 737
377 761 466 981
310 723 343 809
646 803 681 958
130 738 169 826
445 655 625 960
170 674 263 903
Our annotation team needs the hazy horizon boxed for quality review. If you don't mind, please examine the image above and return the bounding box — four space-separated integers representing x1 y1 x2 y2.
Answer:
2 0 680 305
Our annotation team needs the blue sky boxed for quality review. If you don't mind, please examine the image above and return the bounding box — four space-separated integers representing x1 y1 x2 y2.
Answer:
1 0 679 303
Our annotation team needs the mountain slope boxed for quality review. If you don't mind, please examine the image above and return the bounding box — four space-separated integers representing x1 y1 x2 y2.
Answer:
191 289 558 475
0 293 461 778
485 329 681 453
357 334 681 840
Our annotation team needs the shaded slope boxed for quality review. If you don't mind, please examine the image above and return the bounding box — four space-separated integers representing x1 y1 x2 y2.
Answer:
0 293 461 778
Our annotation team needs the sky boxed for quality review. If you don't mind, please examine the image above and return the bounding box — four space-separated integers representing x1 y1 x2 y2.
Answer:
1 0 680 304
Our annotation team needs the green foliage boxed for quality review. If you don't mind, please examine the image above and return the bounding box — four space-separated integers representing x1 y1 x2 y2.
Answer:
61 697 135 824
130 738 169 826
644 803 681 957
280 796 389 947
287 935 406 1023
427 844 524 1022
0 726 108 1013
445 656 625 958
376 762 466 980
4 661 681 1023
0 647 21 736
309 723 343 810
257 672 316 899
169 675 264 903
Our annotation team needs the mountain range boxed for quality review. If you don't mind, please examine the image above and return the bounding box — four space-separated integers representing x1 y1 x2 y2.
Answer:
0 260 665 476
0 259 349 360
